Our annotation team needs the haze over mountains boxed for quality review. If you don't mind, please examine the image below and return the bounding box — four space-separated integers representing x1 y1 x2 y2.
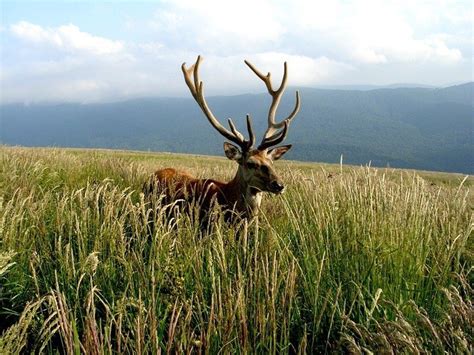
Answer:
1 82 472 174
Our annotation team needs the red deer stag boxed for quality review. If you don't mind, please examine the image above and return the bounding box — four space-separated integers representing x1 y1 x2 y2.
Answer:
145 56 300 222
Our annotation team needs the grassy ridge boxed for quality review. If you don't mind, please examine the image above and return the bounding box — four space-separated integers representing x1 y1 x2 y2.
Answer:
0 147 472 353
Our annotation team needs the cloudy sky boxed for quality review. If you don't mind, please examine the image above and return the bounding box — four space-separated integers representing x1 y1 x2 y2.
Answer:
1 0 472 103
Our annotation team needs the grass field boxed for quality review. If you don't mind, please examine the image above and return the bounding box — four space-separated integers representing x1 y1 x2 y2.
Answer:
0 146 472 353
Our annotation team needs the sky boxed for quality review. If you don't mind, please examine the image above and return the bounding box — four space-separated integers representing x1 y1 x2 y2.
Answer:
1 0 472 103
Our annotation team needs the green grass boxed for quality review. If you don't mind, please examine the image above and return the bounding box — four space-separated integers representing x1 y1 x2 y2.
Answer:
0 146 472 353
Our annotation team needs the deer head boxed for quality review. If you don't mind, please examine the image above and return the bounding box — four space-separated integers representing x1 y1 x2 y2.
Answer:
181 56 300 194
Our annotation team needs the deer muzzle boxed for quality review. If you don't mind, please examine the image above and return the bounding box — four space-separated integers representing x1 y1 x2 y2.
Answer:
269 180 285 194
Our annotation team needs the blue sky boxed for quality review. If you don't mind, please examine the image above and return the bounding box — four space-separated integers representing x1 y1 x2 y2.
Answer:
1 0 472 103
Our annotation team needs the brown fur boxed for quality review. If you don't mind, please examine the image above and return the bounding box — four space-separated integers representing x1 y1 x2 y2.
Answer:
144 167 246 223
144 147 290 224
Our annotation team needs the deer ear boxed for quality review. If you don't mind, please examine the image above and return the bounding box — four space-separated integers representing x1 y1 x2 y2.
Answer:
268 144 292 161
223 142 242 161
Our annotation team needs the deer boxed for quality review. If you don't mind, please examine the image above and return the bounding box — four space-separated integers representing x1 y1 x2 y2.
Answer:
144 55 300 224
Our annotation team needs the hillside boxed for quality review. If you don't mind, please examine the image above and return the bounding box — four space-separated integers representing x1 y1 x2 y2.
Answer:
0 146 471 353
1 82 472 173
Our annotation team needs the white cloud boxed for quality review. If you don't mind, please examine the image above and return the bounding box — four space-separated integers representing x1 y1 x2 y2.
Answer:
1 0 471 103
136 42 165 55
3 22 133 103
171 52 352 97
10 21 124 55
144 0 467 66
288 0 466 64
241 53 353 86
149 0 284 53
425 36 463 62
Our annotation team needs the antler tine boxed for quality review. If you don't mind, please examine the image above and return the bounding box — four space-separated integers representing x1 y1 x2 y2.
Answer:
258 121 288 150
182 56 254 151
182 61 198 99
228 118 245 142
246 114 256 148
245 59 301 149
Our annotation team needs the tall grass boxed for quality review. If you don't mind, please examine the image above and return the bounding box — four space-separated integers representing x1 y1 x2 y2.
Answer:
0 147 472 353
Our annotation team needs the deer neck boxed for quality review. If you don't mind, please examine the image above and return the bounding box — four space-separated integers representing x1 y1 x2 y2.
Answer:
224 166 262 217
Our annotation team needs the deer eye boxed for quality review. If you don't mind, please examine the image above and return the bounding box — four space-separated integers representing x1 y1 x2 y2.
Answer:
247 162 258 169
261 165 269 174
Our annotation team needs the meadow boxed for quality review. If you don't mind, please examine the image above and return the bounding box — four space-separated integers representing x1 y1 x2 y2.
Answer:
0 146 472 353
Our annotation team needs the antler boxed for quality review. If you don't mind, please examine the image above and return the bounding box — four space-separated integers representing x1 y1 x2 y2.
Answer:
244 60 300 150
182 56 255 151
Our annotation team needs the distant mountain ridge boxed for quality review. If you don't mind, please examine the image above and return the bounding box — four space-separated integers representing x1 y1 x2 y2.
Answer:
309 83 438 90
1 82 472 173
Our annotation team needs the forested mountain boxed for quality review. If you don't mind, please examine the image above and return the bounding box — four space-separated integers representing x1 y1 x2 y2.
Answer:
1 83 472 173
